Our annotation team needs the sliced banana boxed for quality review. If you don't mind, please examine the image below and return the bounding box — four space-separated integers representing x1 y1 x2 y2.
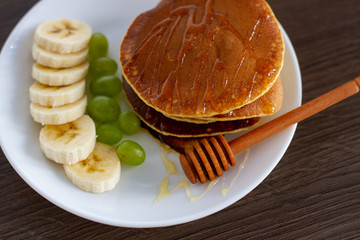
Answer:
30 79 85 107
34 19 92 54
63 142 121 193
39 115 96 165
30 95 87 125
32 43 88 69
32 62 89 86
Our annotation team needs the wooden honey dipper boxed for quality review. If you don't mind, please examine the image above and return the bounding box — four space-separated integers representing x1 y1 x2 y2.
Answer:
179 76 360 184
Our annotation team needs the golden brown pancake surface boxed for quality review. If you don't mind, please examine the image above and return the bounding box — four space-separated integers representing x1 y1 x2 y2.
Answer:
173 76 283 123
120 0 284 118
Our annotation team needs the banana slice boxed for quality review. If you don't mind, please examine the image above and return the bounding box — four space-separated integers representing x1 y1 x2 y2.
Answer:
63 142 121 193
30 95 87 125
34 19 92 54
32 43 88 68
32 62 89 86
39 115 96 165
30 79 85 107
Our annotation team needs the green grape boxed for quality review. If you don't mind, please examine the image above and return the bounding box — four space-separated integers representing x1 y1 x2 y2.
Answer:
88 33 109 62
89 57 118 77
90 75 122 97
96 124 123 145
87 96 120 123
116 140 146 166
118 111 141 135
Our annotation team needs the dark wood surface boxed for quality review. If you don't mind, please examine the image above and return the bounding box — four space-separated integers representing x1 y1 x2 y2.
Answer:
1 0 359 239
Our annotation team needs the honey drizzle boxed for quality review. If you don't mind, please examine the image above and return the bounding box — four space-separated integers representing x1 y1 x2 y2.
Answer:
152 15 182 97
160 147 182 176
124 0 272 115
154 147 218 204
155 147 251 204
221 148 250 196
155 177 218 204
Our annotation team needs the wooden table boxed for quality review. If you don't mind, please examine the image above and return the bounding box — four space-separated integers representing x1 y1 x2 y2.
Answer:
1 0 359 239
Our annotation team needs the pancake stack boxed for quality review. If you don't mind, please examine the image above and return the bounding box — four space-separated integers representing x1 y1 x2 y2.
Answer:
120 0 284 154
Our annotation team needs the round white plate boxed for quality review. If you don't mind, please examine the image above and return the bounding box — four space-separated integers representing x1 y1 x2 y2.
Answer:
0 0 301 228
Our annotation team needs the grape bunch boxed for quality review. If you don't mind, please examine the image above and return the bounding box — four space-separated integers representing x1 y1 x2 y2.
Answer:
86 33 145 166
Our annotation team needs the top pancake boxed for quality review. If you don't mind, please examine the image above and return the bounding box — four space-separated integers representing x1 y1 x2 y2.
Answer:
120 0 284 118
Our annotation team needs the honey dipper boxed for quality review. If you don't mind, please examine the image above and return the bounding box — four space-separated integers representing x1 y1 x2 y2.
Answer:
179 76 360 184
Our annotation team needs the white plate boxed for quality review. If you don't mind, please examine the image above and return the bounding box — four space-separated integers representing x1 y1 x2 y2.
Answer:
0 0 302 228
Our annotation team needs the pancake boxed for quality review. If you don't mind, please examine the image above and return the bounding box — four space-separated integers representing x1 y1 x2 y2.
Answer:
120 0 284 118
172 76 283 123
123 80 260 137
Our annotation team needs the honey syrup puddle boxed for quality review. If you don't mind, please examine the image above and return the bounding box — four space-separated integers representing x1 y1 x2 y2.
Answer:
154 147 250 205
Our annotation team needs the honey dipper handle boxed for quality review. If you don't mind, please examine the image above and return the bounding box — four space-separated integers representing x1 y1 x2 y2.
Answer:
229 76 360 154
